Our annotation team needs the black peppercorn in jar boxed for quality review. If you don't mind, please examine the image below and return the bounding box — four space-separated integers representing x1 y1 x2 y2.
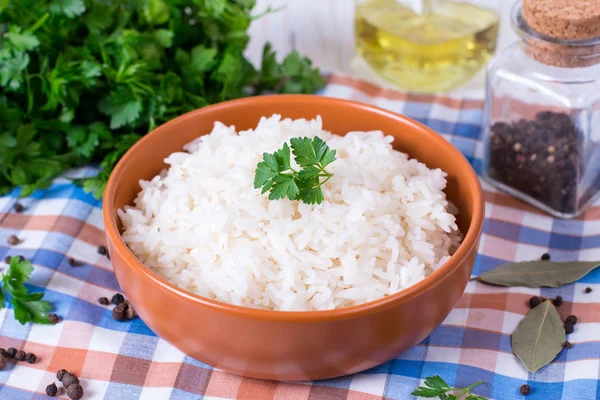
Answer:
483 1 600 218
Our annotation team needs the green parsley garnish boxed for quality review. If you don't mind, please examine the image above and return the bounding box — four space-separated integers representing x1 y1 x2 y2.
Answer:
254 137 337 205
411 375 487 400
0 1 325 198
1 256 52 324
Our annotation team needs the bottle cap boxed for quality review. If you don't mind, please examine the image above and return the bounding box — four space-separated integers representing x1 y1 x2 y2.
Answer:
523 0 600 41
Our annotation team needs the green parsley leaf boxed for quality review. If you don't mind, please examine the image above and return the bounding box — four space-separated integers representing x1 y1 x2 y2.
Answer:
290 137 321 167
79 61 102 85
154 29 174 48
98 87 143 129
262 153 279 173
13 295 52 324
258 44 281 87
269 175 299 201
78 133 142 198
254 137 336 205
298 182 324 205
1 257 53 325
202 0 227 17
298 165 320 180
411 376 487 400
142 0 170 25
190 46 218 73
50 0 86 18
6 256 34 295
425 375 452 389
274 142 292 171
0 52 29 91
254 160 278 191
66 125 99 158
6 29 40 51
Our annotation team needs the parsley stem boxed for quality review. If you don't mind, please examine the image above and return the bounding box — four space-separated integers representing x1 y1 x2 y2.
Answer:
251 5 286 21
320 175 333 186
454 380 484 398
27 12 49 34
99 42 109 65
25 72 33 114
465 381 484 391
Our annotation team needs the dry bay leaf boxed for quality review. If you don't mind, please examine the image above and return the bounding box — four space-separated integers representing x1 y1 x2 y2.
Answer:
511 300 565 373
476 260 600 288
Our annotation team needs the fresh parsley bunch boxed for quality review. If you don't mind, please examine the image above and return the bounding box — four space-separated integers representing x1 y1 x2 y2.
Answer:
254 137 336 205
0 0 325 198
1 257 52 324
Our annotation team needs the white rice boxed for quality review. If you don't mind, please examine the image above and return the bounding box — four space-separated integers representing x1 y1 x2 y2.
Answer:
118 115 462 311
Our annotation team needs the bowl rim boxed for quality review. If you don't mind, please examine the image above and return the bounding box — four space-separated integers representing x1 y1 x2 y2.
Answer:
103 94 484 322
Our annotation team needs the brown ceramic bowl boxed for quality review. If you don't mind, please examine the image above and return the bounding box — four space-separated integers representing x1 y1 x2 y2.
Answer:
103 95 484 381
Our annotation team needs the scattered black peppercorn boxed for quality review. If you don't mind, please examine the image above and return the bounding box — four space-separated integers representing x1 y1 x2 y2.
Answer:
14 350 25 361
564 321 575 334
98 297 109 305
98 245 107 255
112 303 128 321
13 203 24 213
111 293 125 305
540 253 550 261
520 384 531 395
49 313 60 324
553 295 563 307
6 347 17 358
7 235 20 246
566 315 578 324
585 287 592 294
0 355 6 370
563 341 573 349
528 296 542 308
25 352 36 364
46 382 58 397
125 302 137 320
68 258 81 267
57 369 68 381
62 373 79 388
67 383 84 400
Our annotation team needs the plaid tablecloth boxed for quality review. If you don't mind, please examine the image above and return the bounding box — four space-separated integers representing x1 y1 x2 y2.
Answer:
0 75 599 400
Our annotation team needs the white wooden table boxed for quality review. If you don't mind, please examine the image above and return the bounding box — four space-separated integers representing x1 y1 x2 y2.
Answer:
246 0 519 99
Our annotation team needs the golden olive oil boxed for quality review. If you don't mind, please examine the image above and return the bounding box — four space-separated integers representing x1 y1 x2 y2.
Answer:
355 0 499 92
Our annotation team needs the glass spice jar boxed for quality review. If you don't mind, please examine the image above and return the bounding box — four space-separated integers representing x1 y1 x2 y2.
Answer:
482 0 600 219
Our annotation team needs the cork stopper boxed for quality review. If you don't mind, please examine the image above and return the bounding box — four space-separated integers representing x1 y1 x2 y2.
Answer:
522 0 600 40
517 0 600 67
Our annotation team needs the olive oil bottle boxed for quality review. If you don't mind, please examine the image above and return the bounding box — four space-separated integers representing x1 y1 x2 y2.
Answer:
355 0 499 93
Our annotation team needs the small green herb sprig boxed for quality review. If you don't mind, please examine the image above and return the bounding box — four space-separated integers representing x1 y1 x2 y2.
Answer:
411 375 487 400
254 137 336 205
1 256 52 324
